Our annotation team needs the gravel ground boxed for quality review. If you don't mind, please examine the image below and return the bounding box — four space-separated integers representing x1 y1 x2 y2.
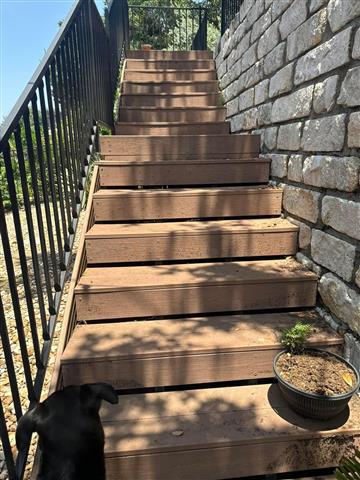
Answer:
0 201 86 479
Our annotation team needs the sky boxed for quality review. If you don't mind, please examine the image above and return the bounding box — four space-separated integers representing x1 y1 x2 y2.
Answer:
0 0 103 123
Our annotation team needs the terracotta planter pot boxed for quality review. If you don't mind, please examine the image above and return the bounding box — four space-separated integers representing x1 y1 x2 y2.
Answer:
273 348 359 420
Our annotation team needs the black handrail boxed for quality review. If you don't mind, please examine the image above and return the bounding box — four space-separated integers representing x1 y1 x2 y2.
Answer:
128 5 208 51
221 0 243 34
0 0 128 478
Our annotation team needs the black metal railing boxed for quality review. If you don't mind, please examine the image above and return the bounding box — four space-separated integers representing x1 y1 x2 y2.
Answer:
0 0 128 478
128 5 208 51
221 0 243 34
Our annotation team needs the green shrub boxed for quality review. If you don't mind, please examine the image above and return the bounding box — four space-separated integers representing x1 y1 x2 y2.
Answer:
280 321 312 354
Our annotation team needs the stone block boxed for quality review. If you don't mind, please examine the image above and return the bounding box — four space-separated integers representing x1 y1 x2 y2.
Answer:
238 88 254 111
310 0 328 13
243 59 264 89
251 9 272 43
356 268 360 289
348 112 360 148
294 27 351 85
287 8 327 61
264 126 278 150
272 0 293 20
242 107 258 130
271 85 313 123
269 63 294 98
288 154 303 182
301 115 346 152
246 0 265 26
258 20 280 59
328 0 360 33
279 0 307 40
277 122 302 150
319 273 360 334
230 113 244 132
264 42 285 75
269 154 288 178
313 75 339 113
322 196 360 240
296 252 321 276
257 103 272 126
241 43 258 72
217 60 227 80
227 97 239 117
353 28 360 59
298 223 312 249
303 155 359 191
338 66 360 107
311 230 355 281
254 79 269 105
283 185 320 223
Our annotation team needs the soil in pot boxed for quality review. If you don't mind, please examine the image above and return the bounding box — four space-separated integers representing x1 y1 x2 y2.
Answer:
277 350 357 396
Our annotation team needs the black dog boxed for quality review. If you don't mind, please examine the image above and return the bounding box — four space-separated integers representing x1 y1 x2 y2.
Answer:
16 383 118 480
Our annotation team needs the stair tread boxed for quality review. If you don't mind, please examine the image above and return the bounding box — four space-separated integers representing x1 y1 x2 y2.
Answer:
86 218 297 238
121 92 217 97
123 80 219 85
75 259 317 294
61 311 340 363
101 383 360 456
93 185 281 198
120 106 225 110
98 157 268 165
115 121 226 125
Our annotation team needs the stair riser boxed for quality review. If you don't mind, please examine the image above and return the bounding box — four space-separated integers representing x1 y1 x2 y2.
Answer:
63 344 339 390
122 82 219 94
93 191 283 221
120 94 220 107
100 135 260 157
126 50 213 60
119 108 226 123
86 229 297 264
75 281 317 321
114 123 229 135
124 71 216 81
126 59 215 70
104 438 359 480
98 161 269 187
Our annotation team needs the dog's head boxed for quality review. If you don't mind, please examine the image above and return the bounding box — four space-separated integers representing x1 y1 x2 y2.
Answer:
16 383 118 454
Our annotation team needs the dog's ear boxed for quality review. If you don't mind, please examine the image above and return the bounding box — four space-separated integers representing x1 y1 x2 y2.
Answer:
16 406 39 452
80 383 118 410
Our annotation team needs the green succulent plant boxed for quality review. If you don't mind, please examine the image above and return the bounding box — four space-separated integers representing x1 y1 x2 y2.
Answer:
280 321 312 354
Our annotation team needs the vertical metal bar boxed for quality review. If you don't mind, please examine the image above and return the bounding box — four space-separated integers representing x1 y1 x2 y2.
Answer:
44 70 70 250
0 396 16 479
0 275 23 420
13 126 49 339
1 142 37 401
38 80 65 272
23 107 55 315
2 138 43 369
31 94 59 290
50 60 74 232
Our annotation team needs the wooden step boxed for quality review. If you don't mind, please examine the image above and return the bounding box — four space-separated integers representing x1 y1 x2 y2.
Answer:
126 50 213 60
86 218 297 263
61 311 341 388
126 59 215 70
93 186 283 222
124 69 216 81
120 92 220 108
74 259 317 321
97 158 270 187
100 384 360 480
100 135 260 160
121 80 219 94
114 121 229 135
118 106 226 123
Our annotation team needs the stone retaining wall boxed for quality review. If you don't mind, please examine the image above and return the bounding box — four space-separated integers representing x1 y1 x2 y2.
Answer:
215 0 360 366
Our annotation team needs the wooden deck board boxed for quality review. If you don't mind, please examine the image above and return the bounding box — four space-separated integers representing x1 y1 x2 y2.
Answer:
61 311 341 388
101 384 360 479
85 218 297 263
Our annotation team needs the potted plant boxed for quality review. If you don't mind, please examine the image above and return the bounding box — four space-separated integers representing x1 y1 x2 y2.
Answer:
273 321 359 420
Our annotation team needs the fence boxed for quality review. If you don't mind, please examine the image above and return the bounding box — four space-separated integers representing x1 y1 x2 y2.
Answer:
0 0 128 477
221 0 243 34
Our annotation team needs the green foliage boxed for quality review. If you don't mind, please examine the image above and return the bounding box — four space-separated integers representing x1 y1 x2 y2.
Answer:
280 321 312 354
128 0 220 51
336 450 360 479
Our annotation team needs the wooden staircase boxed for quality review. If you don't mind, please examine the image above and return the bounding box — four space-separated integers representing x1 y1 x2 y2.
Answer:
60 49 360 479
